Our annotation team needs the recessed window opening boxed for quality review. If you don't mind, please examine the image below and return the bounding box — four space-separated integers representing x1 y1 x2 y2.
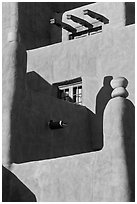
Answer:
53 77 82 105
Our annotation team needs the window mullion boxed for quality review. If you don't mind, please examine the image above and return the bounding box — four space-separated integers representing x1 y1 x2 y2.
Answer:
69 86 73 99
56 79 82 105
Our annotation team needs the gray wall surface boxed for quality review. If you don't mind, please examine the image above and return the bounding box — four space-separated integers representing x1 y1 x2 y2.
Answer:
10 72 102 163
2 2 92 50
11 96 135 201
27 25 135 112
2 2 135 202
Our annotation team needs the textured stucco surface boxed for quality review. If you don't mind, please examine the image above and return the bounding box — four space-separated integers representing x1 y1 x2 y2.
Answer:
27 25 135 112
10 25 135 202
2 2 27 167
10 86 101 163
2 2 135 202
3 2 91 50
24 24 135 201
2 3 17 49
11 97 135 201
62 2 125 41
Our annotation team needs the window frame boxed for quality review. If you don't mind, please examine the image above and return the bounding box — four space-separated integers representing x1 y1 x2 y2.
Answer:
53 77 82 105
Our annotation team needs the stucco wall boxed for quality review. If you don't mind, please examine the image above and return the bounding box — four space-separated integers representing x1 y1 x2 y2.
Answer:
62 2 125 41
11 96 135 201
3 2 92 50
10 24 134 202
2 2 135 202
27 25 135 112
2 2 27 167
10 77 101 163
2 3 17 49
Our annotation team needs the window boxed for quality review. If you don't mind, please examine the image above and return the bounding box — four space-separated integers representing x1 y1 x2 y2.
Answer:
53 77 82 105
73 85 82 104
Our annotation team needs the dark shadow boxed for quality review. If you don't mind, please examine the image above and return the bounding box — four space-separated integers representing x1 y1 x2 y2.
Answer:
96 76 113 114
49 2 93 13
26 71 59 98
83 9 109 24
95 76 113 148
10 71 102 164
123 99 135 201
18 2 63 50
125 2 135 26
18 2 92 50
2 166 37 202
9 71 135 200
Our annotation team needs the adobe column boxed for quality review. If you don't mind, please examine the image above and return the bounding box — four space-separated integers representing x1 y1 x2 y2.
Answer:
103 77 135 201
2 2 27 168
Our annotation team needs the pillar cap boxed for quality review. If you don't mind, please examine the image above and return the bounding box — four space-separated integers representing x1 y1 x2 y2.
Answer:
111 87 129 98
110 77 128 89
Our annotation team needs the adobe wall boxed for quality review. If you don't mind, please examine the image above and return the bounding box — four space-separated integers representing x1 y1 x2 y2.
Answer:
3 2 92 50
11 96 135 201
10 85 100 163
2 2 27 167
2 2 135 202
62 2 125 41
27 25 135 112
10 24 134 202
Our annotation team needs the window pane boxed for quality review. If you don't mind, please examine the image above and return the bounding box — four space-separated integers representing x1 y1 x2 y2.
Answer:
73 85 82 104
78 86 82 94
58 80 82 105
73 87 77 102
65 88 69 94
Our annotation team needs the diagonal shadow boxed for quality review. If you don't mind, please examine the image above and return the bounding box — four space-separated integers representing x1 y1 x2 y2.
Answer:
10 71 103 164
2 166 37 202
9 72 135 199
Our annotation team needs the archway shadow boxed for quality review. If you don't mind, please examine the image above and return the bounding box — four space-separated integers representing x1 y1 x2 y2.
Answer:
2 166 37 202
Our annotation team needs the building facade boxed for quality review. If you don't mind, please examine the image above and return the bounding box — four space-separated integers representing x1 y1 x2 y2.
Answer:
2 2 135 202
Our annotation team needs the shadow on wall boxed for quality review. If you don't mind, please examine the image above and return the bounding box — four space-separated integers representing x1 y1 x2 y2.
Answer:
125 2 135 26
123 99 135 201
95 76 113 147
26 71 59 97
9 71 135 199
10 71 103 164
17 2 135 49
18 2 92 49
96 76 113 114
2 166 37 202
